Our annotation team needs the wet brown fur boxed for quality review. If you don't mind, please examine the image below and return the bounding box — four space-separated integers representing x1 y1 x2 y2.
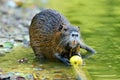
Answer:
29 9 80 61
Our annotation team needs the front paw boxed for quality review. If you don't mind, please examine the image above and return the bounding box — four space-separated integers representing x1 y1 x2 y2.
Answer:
54 53 71 66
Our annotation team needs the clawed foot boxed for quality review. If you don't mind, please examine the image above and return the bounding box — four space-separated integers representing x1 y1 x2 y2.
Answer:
54 53 71 66
34 54 46 63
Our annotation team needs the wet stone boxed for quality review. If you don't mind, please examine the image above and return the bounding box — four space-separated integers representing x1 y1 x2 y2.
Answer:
53 74 65 80
0 74 10 80
33 68 43 71
0 52 5 56
16 76 26 80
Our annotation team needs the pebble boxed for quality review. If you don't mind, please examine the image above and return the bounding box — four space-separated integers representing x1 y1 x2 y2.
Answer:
5 0 17 8
33 68 43 71
15 76 26 80
26 74 34 80
53 74 65 80
0 74 10 80
0 52 6 56
0 68 3 74
17 58 29 63
6 72 34 80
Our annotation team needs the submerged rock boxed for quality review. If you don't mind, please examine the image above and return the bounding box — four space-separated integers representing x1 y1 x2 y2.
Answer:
33 67 43 71
17 58 29 63
16 76 26 80
5 0 17 8
6 72 34 80
3 42 14 49
0 74 10 80
53 74 65 80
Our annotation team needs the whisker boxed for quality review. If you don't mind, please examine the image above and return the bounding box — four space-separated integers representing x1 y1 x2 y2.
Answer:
56 37 69 50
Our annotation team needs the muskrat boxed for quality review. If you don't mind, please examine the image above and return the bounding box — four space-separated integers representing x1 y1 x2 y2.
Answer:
29 9 96 65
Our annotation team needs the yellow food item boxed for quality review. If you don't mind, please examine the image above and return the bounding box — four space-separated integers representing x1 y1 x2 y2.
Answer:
70 55 83 66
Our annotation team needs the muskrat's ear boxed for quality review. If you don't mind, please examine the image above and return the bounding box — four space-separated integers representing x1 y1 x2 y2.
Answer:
77 26 80 31
78 26 80 29
58 24 67 31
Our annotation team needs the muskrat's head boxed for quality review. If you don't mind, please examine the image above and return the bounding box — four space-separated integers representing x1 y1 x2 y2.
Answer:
58 25 81 49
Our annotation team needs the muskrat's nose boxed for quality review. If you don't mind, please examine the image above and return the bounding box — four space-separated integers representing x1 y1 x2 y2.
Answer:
72 33 78 37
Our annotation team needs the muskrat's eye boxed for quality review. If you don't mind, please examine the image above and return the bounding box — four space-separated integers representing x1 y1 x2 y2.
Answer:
72 34 78 37
72 34 75 37
58 25 63 31
75 34 78 37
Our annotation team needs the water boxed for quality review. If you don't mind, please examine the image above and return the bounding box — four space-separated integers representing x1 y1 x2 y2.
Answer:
0 0 120 79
